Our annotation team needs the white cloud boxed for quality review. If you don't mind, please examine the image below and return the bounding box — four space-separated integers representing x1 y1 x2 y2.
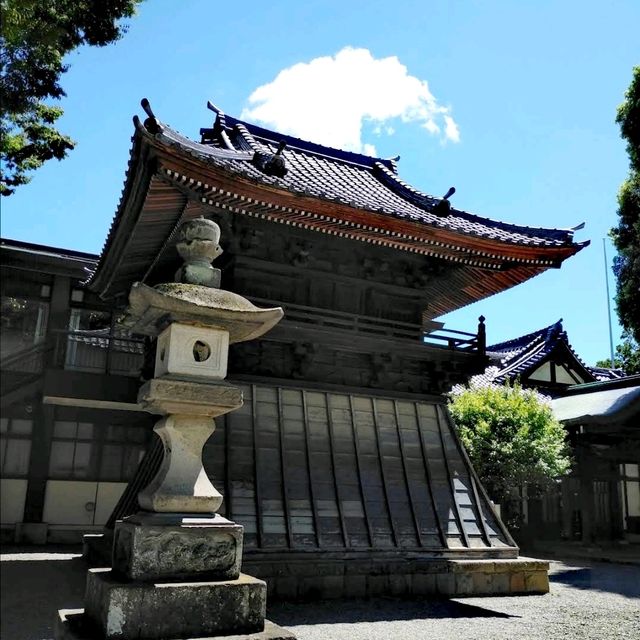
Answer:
241 47 459 155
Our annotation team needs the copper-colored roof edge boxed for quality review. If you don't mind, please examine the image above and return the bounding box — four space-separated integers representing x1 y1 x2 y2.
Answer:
138 98 586 247
139 101 590 258
155 127 589 256
154 147 587 266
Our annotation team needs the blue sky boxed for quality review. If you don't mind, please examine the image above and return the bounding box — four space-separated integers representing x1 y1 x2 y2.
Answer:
2 0 638 365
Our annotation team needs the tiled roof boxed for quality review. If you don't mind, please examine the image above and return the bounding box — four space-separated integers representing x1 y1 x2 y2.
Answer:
485 320 569 383
587 366 627 381
88 101 589 301
480 320 625 385
145 104 584 250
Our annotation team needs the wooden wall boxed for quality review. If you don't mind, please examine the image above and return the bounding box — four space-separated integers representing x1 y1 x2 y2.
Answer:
203 382 512 553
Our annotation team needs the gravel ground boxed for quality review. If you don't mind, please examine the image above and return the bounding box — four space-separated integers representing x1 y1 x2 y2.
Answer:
1 549 638 640
269 561 640 640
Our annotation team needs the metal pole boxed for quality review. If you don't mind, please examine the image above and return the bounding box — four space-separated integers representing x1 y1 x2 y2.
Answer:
603 238 615 365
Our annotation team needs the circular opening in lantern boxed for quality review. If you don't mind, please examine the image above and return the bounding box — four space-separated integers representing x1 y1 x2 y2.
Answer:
193 340 211 362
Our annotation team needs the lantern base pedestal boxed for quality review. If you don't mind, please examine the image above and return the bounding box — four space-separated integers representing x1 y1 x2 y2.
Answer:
112 512 243 582
55 610 296 640
56 511 297 639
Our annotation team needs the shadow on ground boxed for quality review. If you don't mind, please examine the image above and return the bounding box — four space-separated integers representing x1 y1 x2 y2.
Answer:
550 562 640 599
5 549 637 640
1 546 87 640
268 596 519 627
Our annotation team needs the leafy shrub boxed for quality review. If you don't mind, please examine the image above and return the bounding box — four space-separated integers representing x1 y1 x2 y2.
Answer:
448 381 571 508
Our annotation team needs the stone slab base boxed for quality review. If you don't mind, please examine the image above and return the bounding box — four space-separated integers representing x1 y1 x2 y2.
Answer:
243 556 549 601
112 513 243 581
84 569 266 639
83 533 113 567
55 610 296 640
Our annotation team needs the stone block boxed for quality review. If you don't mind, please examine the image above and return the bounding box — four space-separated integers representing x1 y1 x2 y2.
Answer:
524 570 550 594
367 574 389 596
411 573 436 596
289 561 341 577
343 575 367 598
112 514 242 582
435 573 455 596
510 571 526 593
82 534 112 567
414 559 449 574
297 577 323 601
449 559 496 573
495 557 548 572
84 569 266 639
137 378 243 418
471 572 493 594
274 577 298 600
455 572 474 595
55 610 296 640
491 572 511 594
155 323 229 380
320 575 345 599
388 574 411 597
344 560 373 576
55 609 96 640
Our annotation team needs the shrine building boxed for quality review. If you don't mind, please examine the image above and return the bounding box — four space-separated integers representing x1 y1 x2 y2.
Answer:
1 100 587 598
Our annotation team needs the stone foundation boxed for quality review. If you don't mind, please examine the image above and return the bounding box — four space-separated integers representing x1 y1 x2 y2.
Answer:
243 554 549 600
84 534 549 601
85 569 266 639
55 610 296 640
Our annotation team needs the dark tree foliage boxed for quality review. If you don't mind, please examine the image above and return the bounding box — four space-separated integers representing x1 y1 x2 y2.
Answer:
610 66 640 345
0 0 142 195
595 330 640 375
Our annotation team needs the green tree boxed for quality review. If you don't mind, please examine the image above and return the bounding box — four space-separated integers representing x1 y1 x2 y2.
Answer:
610 66 640 344
595 330 640 374
448 382 571 525
0 0 143 195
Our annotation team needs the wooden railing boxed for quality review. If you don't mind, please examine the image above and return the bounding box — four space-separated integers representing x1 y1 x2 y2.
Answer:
423 317 486 354
248 297 486 355
249 296 423 342
0 340 50 374
0 341 52 398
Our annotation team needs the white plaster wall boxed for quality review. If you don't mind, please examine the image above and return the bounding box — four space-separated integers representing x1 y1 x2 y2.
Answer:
42 480 127 525
0 479 28 524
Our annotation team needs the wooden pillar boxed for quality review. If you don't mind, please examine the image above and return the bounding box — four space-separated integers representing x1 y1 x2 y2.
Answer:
23 274 70 524
45 274 71 366
22 404 54 523
577 442 594 543
609 461 624 540
560 477 573 539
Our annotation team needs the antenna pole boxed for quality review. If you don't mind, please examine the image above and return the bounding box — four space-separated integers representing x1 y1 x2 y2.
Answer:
603 238 616 365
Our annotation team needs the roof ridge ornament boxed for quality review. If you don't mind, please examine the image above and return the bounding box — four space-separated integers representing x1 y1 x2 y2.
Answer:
252 140 288 178
141 98 161 135
263 140 288 177
432 187 456 217
207 100 227 131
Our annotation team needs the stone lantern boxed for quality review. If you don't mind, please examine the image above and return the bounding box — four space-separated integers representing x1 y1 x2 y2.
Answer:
56 217 294 639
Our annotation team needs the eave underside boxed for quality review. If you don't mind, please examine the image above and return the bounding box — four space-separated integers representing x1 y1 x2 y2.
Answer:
91 170 551 318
